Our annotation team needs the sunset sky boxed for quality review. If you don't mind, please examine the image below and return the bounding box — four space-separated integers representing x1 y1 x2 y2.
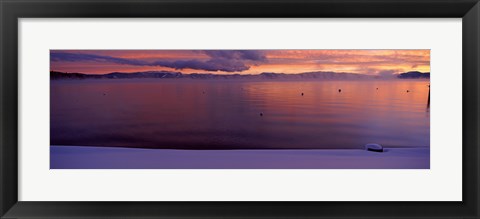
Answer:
50 50 430 75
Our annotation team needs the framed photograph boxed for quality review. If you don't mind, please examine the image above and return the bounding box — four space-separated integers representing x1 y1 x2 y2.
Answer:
1 0 479 218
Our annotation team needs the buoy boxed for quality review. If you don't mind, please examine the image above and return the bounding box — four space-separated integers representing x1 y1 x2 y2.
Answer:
376 88 378 90
301 93 304 96
406 90 410 93
338 89 342 92
365 143 383 152
260 113 263 117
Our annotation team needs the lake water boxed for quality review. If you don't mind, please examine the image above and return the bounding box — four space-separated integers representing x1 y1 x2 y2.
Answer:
50 79 430 149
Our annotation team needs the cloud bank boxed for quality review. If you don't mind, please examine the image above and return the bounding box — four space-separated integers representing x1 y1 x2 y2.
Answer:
51 50 266 72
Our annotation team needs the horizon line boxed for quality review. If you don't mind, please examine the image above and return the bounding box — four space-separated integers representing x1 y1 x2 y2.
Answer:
50 70 431 76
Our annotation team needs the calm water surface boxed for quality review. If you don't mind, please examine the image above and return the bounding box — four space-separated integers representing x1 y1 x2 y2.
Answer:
51 79 430 149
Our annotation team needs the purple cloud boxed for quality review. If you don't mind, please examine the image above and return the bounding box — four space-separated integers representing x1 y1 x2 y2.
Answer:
50 53 148 66
51 50 266 72
203 50 266 61
151 59 250 72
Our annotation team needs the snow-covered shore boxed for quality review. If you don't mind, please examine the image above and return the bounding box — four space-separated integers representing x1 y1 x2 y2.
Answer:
50 146 429 169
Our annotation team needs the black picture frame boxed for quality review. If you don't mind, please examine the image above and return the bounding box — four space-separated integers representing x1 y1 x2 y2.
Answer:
1 0 479 218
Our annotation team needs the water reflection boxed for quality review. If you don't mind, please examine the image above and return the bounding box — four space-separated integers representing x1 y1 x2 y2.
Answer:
51 79 430 149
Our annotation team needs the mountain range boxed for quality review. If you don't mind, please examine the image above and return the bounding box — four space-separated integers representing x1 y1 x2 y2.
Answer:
50 70 430 80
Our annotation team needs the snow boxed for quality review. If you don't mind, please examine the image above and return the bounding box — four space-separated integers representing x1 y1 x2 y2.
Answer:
50 146 429 169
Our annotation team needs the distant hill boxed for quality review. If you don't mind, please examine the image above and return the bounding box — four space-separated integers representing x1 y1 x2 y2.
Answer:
50 71 376 80
397 71 430 79
51 71 182 80
51 70 430 80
